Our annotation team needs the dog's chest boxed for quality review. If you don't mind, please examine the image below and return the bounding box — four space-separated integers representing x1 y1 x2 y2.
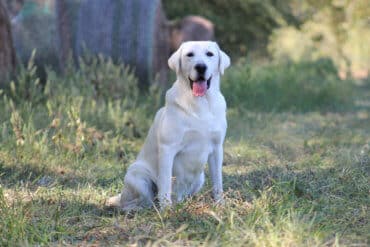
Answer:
176 115 224 169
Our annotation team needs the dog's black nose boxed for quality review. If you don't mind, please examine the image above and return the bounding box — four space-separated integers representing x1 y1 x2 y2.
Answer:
195 63 207 74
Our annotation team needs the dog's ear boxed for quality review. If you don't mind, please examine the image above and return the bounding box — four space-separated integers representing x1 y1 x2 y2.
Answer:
168 44 183 74
217 46 230 75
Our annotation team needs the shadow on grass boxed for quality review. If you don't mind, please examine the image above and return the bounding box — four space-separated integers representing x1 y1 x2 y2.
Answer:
0 161 83 188
0 159 125 190
223 158 369 200
221 160 369 236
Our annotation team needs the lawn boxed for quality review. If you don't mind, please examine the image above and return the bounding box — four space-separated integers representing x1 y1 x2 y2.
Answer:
0 58 369 246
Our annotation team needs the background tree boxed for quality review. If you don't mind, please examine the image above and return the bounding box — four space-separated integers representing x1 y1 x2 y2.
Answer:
0 0 16 84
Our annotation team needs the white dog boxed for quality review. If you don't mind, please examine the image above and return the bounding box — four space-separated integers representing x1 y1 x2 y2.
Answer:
108 41 230 210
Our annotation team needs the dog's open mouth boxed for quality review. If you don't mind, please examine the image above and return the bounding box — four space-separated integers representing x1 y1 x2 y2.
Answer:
189 77 211 97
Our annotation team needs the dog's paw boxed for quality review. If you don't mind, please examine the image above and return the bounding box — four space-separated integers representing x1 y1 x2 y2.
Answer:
106 194 121 208
213 193 225 206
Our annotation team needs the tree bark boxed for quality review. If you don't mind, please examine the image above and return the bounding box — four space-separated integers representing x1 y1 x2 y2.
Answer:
56 0 71 72
0 0 16 83
75 0 170 89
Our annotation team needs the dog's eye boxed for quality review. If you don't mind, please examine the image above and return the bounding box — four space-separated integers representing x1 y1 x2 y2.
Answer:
186 52 194 57
206 51 214 57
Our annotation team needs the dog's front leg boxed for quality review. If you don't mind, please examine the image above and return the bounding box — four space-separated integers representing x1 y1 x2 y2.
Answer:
157 145 176 209
208 145 224 203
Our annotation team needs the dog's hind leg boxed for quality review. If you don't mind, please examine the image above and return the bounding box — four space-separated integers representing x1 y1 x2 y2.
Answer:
120 170 156 210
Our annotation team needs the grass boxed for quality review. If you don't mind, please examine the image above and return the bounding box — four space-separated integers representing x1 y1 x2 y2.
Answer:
222 59 354 112
0 58 369 246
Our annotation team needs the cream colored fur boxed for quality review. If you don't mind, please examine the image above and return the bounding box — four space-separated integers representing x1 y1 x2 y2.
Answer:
108 41 230 210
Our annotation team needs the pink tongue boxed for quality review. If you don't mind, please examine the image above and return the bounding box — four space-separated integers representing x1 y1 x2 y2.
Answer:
192 81 207 97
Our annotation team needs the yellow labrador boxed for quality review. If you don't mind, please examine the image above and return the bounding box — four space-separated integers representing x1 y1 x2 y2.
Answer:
108 41 230 210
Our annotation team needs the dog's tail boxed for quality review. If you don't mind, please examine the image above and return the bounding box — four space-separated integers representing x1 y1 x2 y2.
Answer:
106 194 121 207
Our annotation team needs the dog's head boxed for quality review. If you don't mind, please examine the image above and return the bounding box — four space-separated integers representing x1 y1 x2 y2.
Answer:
168 41 230 97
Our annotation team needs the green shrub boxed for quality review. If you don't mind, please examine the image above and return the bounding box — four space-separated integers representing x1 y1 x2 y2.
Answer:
163 0 293 58
0 56 163 156
222 59 354 112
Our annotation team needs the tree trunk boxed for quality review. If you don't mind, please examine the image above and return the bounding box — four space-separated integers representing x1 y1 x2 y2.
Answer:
56 0 81 72
0 1 16 84
56 0 71 72
75 0 170 88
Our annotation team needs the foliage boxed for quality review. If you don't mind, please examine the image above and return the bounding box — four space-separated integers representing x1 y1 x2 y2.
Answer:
268 0 370 77
222 59 354 112
163 0 297 58
163 0 370 77
1 55 162 155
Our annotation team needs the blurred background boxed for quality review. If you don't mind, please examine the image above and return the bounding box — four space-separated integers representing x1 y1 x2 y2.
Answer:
165 0 370 79
0 0 370 111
